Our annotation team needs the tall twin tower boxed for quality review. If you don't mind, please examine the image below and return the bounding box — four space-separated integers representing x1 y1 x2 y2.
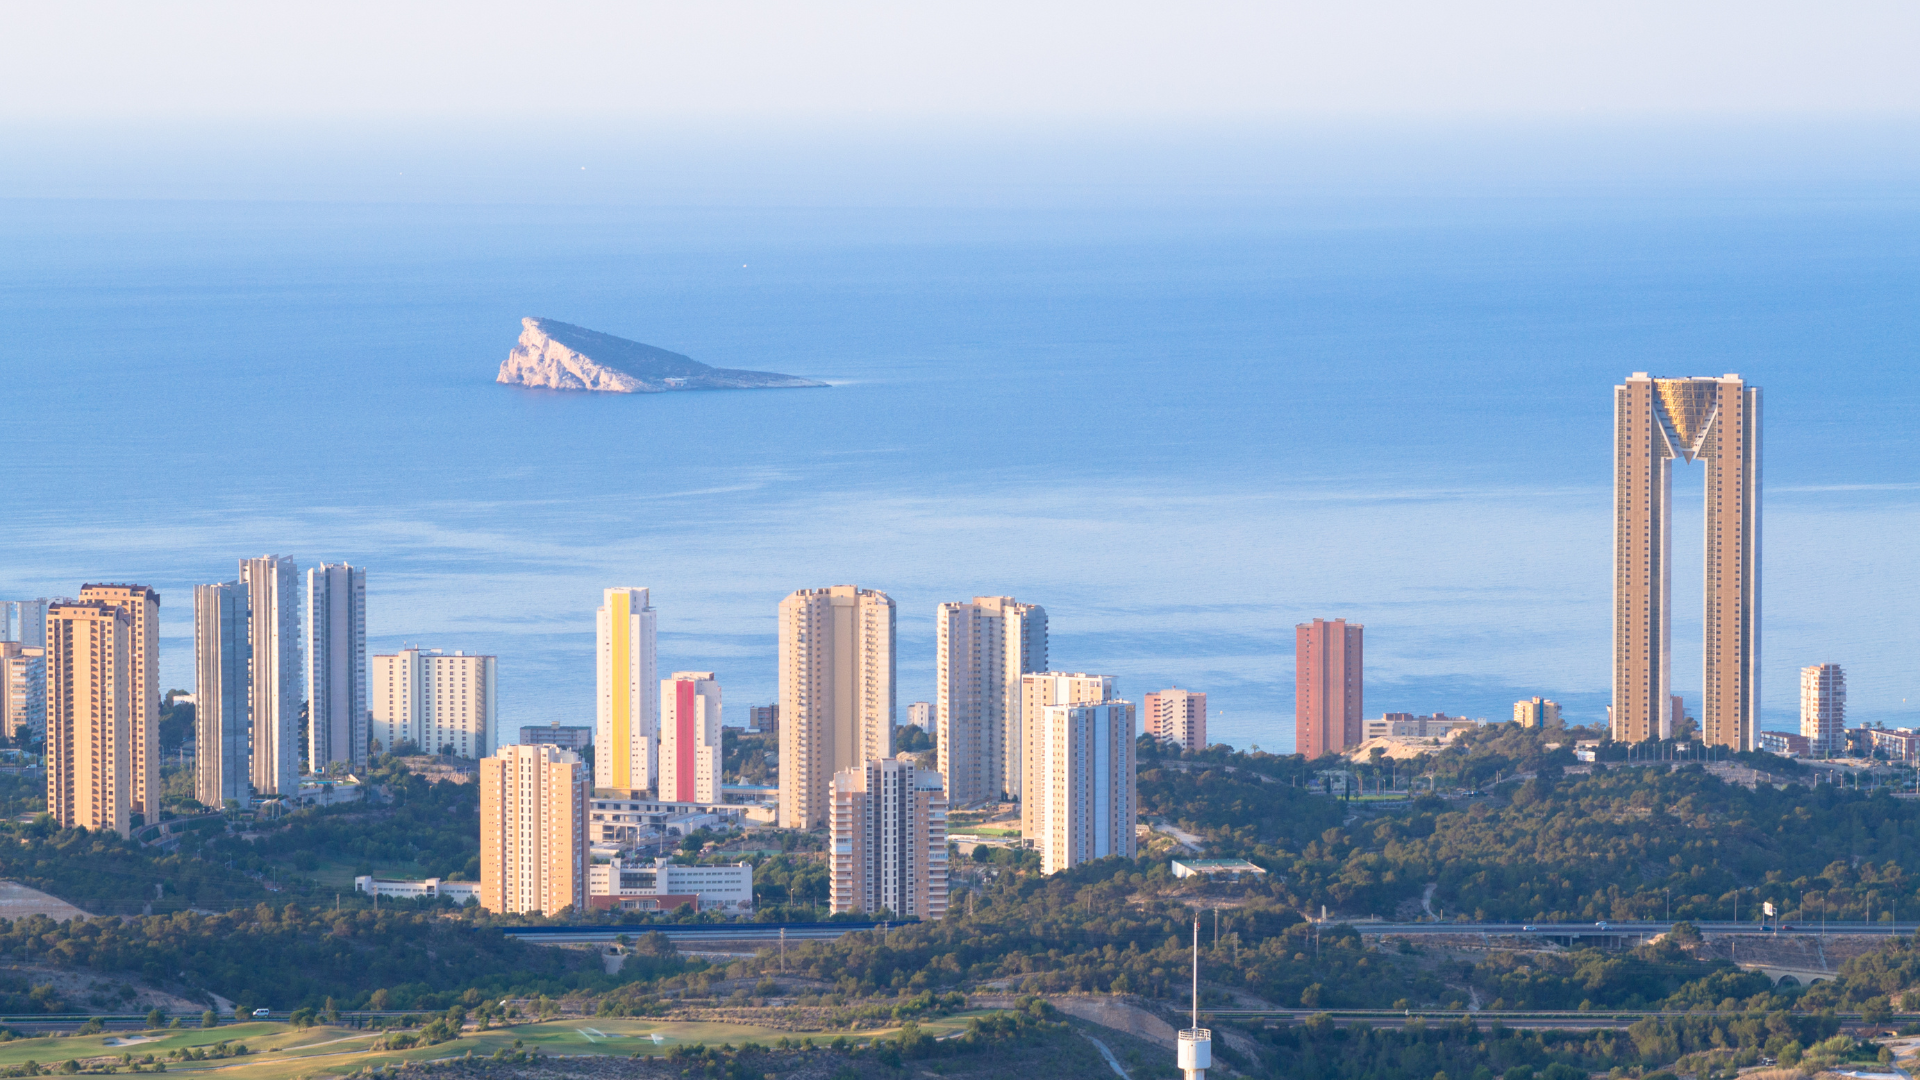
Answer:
1612 373 1761 750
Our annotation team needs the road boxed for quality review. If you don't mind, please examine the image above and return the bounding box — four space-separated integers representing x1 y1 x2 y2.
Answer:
1199 1007 1920 1031
1349 920 1914 939
501 921 897 945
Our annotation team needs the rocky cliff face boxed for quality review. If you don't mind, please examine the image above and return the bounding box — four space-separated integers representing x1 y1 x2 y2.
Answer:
496 317 826 393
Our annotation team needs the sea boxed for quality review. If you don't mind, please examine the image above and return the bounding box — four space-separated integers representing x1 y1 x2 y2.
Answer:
3 170 1917 752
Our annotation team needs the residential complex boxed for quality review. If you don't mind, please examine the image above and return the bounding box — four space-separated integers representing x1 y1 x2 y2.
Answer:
372 648 498 759
907 701 932 732
520 724 592 752
748 704 777 734
1363 713 1477 741
193 581 251 807
1612 373 1761 749
75 585 159 819
936 595 1046 808
1296 618 1363 759
1800 663 1846 757
1513 697 1561 728
306 563 369 772
1031 698 1137 875
777 585 895 830
1758 731 1811 756
0 600 49 648
240 555 302 796
479 743 588 916
596 587 658 794
830 756 947 919
658 671 722 804
45 600 132 836
1018 672 1115 840
1143 687 1207 750
0 642 44 740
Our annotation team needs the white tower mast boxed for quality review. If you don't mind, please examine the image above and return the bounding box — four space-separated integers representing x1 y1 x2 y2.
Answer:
1177 916 1211 1079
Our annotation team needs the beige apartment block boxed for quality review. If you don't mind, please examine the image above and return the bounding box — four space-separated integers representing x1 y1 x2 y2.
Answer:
1033 699 1136 875
1143 687 1207 750
1512 697 1561 728
1612 374 1761 749
239 556 302 795
658 671 722 804
778 585 895 829
1296 618 1363 759
0 643 45 742
372 647 498 759
1800 663 1845 757
45 601 132 837
76 585 158 819
936 595 1046 809
830 755 948 919
480 743 588 916
194 581 250 807
596 587 657 794
1018 672 1114 839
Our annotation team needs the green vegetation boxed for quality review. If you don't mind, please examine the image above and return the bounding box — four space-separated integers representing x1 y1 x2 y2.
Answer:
721 731 773 785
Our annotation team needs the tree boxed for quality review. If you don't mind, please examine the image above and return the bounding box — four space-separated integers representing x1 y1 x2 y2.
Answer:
201 1010 219 1029
145 1008 165 1029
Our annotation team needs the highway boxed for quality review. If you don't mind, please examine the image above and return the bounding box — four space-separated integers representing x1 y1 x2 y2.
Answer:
1349 920 1915 939
501 920 900 945
1199 1008 1920 1031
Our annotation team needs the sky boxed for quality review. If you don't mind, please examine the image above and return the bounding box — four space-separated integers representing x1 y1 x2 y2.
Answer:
4 2 1917 124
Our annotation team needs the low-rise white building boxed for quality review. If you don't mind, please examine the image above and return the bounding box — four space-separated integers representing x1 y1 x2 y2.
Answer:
353 875 481 903
589 797 746 845
588 857 753 913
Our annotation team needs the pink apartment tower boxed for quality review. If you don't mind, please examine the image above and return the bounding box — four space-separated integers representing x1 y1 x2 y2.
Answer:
1296 618 1362 759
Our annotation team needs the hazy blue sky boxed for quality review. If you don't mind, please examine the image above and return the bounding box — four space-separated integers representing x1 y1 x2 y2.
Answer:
5 2 1917 123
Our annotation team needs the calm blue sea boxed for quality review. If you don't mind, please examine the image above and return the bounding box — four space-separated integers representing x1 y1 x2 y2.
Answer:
2 194 1916 751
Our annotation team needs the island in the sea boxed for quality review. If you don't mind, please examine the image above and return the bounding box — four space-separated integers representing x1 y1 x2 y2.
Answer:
495 317 827 393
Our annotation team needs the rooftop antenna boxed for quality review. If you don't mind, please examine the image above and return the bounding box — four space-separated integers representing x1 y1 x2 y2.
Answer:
1177 916 1211 1079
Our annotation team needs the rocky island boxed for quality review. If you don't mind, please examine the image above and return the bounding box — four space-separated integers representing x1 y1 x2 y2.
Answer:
495 317 826 393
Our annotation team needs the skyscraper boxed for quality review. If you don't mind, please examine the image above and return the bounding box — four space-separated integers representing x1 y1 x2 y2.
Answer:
1513 697 1561 728
194 582 250 807
1296 618 1363 759
595 588 657 794
1143 688 1207 750
1018 672 1115 840
76 585 158 819
480 743 588 916
1800 663 1845 757
0 642 45 741
371 647 497 759
658 671 721 803
306 563 368 772
830 755 948 919
907 701 933 732
1613 374 1761 749
45 601 132 837
239 556 301 795
778 585 895 829
935 596 1046 808
0 600 49 647
1032 698 1137 875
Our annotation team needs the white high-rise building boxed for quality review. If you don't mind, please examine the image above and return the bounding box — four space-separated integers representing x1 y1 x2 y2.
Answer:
0 643 45 741
658 671 722 804
830 755 948 919
372 648 498 759
194 582 251 807
1032 698 1137 875
907 701 933 733
0 600 50 647
306 564 368 772
239 556 301 796
778 585 896 830
596 588 657 794
1019 672 1114 840
1800 663 1846 757
936 596 1046 808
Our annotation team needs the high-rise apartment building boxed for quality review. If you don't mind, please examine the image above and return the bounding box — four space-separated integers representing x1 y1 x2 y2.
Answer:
520 724 593 752
372 648 498 759
45 601 132 837
935 596 1046 808
1800 664 1845 757
479 743 588 916
596 588 657 794
306 563 368 772
778 585 896 829
76 586 158 819
907 702 933 733
659 671 721 803
1613 373 1761 749
749 704 778 734
1296 618 1363 759
0 600 50 647
1143 688 1207 750
830 755 948 919
1513 697 1561 728
1032 699 1136 875
239 556 301 795
1019 672 1115 840
0 643 45 741
194 582 250 807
